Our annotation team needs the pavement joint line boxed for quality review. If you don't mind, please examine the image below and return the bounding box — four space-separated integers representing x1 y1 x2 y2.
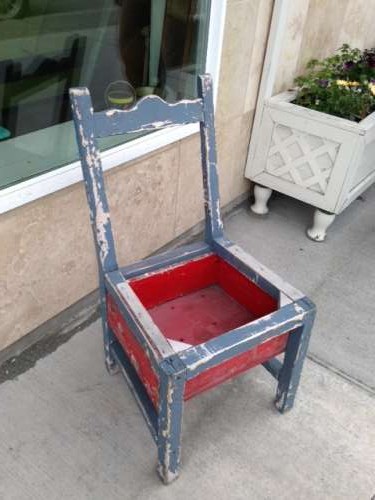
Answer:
307 353 375 396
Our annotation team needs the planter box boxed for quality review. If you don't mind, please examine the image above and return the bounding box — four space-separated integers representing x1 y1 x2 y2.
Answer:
247 91 375 239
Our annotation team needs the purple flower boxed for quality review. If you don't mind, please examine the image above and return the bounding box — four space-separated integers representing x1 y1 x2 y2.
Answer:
343 61 354 70
318 79 329 88
363 49 375 68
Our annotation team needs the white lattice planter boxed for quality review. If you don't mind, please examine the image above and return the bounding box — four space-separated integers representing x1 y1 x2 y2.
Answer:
247 90 375 241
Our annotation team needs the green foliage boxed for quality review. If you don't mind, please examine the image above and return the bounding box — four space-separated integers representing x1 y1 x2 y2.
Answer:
293 44 375 122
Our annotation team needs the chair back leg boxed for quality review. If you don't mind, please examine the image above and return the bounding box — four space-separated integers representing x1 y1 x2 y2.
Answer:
70 88 119 370
198 75 224 244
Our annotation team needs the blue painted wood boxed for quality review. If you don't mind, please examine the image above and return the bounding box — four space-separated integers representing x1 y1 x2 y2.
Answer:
275 298 316 413
105 270 174 365
212 237 304 301
157 356 186 484
262 358 283 380
71 75 317 484
70 87 119 372
112 340 158 442
179 300 309 380
70 88 118 275
94 95 203 137
212 238 280 301
120 241 212 279
197 74 224 244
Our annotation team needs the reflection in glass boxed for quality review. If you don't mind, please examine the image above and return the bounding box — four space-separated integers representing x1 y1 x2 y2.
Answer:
0 0 210 188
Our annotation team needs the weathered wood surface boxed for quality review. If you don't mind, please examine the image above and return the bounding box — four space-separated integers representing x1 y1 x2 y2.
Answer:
198 75 224 243
275 298 316 413
112 340 158 442
94 95 203 136
70 74 317 485
157 357 186 484
213 237 305 302
105 270 174 364
70 87 118 372
179 300 308 379
120 241 211 280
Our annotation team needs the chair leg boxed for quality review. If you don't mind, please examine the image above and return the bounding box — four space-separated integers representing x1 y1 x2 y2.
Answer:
100 292 119 375
157 360 185 484
275 310 315 413
103 323 119 375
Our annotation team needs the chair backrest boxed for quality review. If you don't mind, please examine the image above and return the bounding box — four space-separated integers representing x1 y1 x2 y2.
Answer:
70 74 223 279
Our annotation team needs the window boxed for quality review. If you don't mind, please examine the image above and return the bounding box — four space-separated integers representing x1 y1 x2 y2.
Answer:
0 0 225 211
0 0 211 188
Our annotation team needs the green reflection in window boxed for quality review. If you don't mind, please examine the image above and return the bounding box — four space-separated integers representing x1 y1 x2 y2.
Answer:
0 0 211 189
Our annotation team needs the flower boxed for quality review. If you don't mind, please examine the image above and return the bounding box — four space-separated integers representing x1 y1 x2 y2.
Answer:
343 61 354 70
318 79 329 88
294 45 375 122
363 49 375 68
336 79 360 88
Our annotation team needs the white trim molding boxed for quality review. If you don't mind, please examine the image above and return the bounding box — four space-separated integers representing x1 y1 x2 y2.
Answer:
245 0 290 179
0 0 227 214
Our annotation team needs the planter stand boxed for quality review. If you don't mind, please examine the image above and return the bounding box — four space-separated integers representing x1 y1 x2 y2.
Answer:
247 90 375 241
70 75 316 484
251 185 337 242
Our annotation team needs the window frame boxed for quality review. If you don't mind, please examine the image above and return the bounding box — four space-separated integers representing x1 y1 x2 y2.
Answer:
0 1 227 214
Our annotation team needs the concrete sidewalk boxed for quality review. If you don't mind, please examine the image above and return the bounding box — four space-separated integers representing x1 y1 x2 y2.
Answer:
1 191 375 499
226 186 375 391
0 322 374 499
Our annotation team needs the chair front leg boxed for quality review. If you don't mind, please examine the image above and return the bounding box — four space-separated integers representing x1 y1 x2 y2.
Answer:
100 290 119 375
275 305 316 413
157 358 186 484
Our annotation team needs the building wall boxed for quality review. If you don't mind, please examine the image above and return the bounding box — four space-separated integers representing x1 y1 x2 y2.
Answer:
0 0 273 351
3 0 375 352
274 0 375 94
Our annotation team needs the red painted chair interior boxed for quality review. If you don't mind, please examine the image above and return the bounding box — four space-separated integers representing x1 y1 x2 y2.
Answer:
107 254 289 406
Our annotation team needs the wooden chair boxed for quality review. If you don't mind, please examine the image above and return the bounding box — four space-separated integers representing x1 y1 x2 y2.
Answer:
70 74 316 484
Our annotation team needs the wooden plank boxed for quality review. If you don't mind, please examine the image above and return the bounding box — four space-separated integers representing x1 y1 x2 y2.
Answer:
111 340 158 442
70 87 119 372
120 241 212 279
94 95 203 137
179 300 309 380
198 74 224 243
213 237 304 301
70 88 118 276
262 357 283 380
184 334 287 399
157 357 186 484
106 271 175 363
107 294 160 407
275 297 316 413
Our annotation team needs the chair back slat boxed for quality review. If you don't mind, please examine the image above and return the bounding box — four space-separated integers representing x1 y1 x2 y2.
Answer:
70 88 118 278
70 74 224 275
94 95 203 137
198 75 224 242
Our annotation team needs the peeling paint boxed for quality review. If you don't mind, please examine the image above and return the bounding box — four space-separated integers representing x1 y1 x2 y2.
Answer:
70 76 316 484
182 306 305 373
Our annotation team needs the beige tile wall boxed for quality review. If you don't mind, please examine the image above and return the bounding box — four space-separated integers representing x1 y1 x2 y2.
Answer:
0 0 272 350
275 0 375 93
